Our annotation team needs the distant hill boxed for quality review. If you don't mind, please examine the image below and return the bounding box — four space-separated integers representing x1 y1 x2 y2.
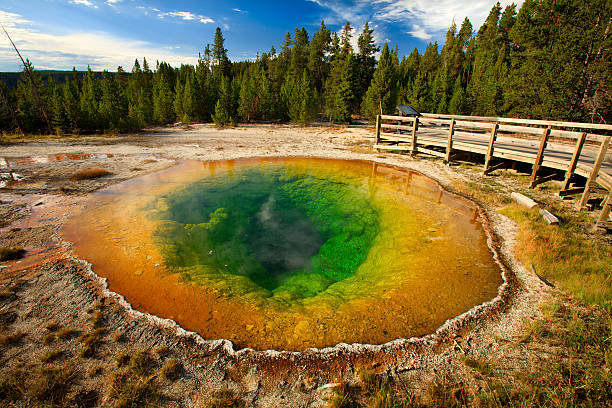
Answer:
0 70 117 89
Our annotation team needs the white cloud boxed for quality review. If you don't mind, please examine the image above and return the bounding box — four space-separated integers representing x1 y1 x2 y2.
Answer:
310 0 523 43
406 24 432 40
71 0 98 8
156 9 214 24
105 0 122 6
232 8 247 14
373 0 523 40
0 10 198 71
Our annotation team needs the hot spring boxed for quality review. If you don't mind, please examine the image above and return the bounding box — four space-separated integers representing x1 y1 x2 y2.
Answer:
62 157 503 351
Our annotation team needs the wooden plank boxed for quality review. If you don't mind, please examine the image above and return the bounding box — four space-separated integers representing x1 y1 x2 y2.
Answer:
375 115 381 146
378 134 414 144
511 192 539 209
483 123 499 174
374 144 412 151
452 130 489 140
498 124 544 136
578 137 611 210
454 120 494 130
416 147 446 158
559 187 585 197
380 123 416 132
540 209 560 225
595 189 612 228
411 117 419 155
421 112 612 131
529 127 552 188
560 132 586 194
445 119 455 163
380 115 415 123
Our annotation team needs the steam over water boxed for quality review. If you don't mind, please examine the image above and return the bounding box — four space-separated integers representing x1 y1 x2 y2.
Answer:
62 158 503 351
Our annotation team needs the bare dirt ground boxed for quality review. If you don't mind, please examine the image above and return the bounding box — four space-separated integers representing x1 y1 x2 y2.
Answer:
0 123 596 407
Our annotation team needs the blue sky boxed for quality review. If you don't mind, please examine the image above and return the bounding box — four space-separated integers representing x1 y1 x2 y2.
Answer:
0 0 522 72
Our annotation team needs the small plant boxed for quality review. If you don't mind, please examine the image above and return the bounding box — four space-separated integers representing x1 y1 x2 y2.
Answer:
129 350 154 376
359 369 380 394
40 349 64 363
0 331 24 346
0 247 26 262
112 331 124 342
43 333 56 345
462 356 493 377
160 358 181 381
91 310 104 328
115 352 130 367
109 369 161 408
56 327 79 340
31 364 75 406
44 320 60 332
154 345 169 357
70 168 112 181
328 382 352 408
204 390 245 408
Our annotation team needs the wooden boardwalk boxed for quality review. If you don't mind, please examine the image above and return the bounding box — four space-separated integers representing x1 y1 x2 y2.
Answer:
374 113 612 229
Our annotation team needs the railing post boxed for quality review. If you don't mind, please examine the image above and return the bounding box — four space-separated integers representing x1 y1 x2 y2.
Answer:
595 189 612 229
529 126 552 188
411 117 419 156
483 123 499 174
578 136 610 210
560 132 587 194
375 114 381 148
445 119 455 163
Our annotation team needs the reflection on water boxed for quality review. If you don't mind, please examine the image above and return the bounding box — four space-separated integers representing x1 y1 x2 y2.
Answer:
62 157 503 351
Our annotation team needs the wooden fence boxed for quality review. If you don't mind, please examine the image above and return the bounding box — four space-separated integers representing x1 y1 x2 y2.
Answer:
374 113 612 229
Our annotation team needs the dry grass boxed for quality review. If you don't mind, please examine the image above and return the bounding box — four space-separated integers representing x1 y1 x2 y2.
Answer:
498 205 612 312
203 390 245 408
108 369 161 408
160 358 181 381
0 331 24 346
0 247 26 262
56 327 80 340
70 168 112 181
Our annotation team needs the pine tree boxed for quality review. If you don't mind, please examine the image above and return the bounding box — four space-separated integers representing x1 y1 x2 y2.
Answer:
356 22 380 108
62 78 80 132
153 69 175 124
79 67 100 131
448 76 468 115
173 77 184 122
212 76 234 126
287 71 314 125
212 27 231 77
361 44 398 122
49 80 66 133
182 75 197 123
333 52 355 123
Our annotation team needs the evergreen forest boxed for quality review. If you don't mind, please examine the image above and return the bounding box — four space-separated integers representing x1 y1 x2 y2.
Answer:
0 0 610 135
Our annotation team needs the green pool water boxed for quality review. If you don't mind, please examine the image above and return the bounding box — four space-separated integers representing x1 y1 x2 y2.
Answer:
153 166 379 297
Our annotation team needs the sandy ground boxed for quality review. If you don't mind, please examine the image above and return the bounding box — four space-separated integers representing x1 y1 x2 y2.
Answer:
0 123 570 407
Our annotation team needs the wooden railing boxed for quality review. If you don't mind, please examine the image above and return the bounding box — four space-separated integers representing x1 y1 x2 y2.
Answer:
374 113 612 229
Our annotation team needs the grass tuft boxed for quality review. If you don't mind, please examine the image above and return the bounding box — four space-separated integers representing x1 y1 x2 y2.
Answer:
328 381 353 408
160 358 181 381
56 327 79 340
204 390 245 408
129 350 154 376
109 369 161 408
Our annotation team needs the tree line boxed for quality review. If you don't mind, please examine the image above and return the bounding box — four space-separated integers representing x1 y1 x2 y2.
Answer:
0 0 609 135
